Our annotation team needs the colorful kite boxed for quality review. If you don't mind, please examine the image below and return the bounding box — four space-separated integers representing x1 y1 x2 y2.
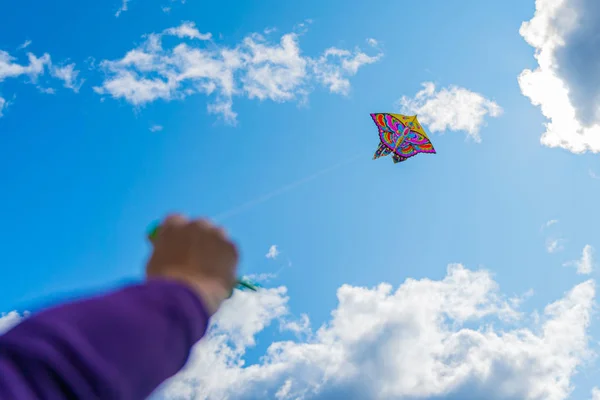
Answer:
370 113 436 163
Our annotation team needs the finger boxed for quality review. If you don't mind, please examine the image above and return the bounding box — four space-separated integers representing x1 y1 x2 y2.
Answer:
157 214 189 241
162 214 189 228
225 241 240 287
228 240 239 264
213 226 229 241
189 218 214 231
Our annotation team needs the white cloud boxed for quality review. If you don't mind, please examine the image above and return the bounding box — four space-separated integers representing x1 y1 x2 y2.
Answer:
266 245 280 259
519 0 600 154
310 46 382 95
93 23 382 124
156 264 596 400
115 0 129 17
51 63 83 92
279 313 311 336
0 311 26 334
245 272 277 283
398 82 503 143
0 96 7 118
0 49 82 98
17 40 32 50
543 219 559 229
590 169 600 179
150 124 164 132
161 0 186 13
592 387 600 400
38 86 55 94
547 238 565 253
564 244 594 275
0 50 50 82
164 22 211 41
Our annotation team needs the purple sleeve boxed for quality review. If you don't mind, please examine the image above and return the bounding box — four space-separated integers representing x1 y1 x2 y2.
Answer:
0 279 210 400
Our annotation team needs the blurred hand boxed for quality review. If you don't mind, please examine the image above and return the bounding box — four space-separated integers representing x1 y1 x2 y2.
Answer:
145 214 239 316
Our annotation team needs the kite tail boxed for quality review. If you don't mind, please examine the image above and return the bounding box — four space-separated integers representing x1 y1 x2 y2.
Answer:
373 144 392 160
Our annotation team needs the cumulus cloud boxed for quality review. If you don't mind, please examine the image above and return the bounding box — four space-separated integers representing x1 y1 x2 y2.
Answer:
155 264 596 400
266 245 280 259
398 82 503 143
0 311 26 334
564 244 595 275
519 0 600 153
93 23 382 124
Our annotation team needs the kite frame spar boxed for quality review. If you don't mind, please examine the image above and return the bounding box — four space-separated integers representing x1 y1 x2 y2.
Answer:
370 113 436 163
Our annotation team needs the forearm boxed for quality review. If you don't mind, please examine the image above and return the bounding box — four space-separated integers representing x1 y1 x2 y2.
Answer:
0 280 209 399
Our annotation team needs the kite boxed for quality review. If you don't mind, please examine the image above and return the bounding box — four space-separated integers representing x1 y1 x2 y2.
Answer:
370 113 436 163
147 222 259 297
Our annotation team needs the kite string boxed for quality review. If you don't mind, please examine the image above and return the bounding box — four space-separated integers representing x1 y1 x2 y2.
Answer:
211 153 363 223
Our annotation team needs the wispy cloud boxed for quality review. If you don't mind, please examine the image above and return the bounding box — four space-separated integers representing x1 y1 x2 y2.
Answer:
93 22 382 124
564 244 594 275
398 82 503 143
0 50 50 82
546 238 564 253
161 0 186 13
115 0 129 17
149 124 163 132
245 272 277 283
37 86 55 94
542 219 558 229
279 313 310 336
0 97 7 118
0 49 82 98
590 169 600 179
163 21 211 40
51 63 83 92
17 40 32 50
266 245 280 259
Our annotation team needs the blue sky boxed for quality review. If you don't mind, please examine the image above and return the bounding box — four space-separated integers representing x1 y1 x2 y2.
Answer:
2 0 600 399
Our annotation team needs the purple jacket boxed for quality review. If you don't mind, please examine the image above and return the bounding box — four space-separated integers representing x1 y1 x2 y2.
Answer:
0 280 209 399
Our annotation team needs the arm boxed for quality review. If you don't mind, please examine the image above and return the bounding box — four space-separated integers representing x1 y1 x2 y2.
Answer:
0 279 209 400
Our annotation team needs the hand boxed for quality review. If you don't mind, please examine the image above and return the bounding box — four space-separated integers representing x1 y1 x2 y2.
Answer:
145 214 239 316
